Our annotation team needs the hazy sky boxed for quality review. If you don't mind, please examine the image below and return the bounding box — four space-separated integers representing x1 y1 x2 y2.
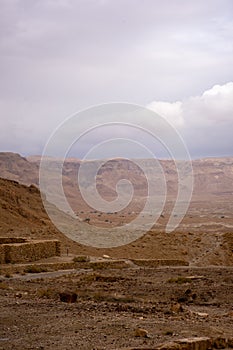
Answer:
0 0 233 158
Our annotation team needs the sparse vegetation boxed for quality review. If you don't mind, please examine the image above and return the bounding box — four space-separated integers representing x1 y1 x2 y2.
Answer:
92 291 137 303
37 288 56 299
73 255 90 263
94 275 123 283
91 260 127 270
164 330 173 336
167 276 192 284
0 281 8 289
4 272 12 278
76 273 124 287
24 265 48 274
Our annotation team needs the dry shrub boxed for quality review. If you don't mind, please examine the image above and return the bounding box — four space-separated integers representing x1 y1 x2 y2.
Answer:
24 265 48 273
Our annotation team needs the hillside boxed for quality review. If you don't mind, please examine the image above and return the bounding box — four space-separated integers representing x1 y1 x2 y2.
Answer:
0 153 39 186
0 174 233 265
0 177 76 253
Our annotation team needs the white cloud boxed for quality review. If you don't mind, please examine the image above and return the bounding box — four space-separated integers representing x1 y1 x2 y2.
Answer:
147 101 184 127
147 82 233 157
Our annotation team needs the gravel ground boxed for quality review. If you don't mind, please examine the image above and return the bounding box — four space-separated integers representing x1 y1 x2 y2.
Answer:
0 266 233 349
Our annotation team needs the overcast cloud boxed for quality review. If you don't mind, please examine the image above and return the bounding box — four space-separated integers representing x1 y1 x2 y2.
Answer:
148 82 233 158
0 0 233 158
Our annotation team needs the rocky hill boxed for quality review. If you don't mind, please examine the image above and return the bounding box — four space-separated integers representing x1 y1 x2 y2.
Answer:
0 153 39 186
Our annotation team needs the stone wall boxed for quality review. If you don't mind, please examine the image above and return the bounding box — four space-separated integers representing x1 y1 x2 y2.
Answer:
0 244 5 264
131 259 189 267
118 336 233 350
0 240 60 264
0 237 27 244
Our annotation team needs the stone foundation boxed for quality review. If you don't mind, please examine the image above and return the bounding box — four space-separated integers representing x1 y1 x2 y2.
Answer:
131 259 189 267
0 237 27 244
0 239 61 264
118 336 233 349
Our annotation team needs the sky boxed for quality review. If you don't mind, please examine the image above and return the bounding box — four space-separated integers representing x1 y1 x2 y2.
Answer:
0 0 233 159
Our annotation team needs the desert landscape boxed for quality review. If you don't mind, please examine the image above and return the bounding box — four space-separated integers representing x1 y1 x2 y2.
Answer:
1 0 233 348
0 152 233 349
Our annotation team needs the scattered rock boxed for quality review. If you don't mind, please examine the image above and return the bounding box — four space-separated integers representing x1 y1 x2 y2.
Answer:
227 337 233 348
14 292 22 298
195 312 209 318
103 254 111 259
176 337 211 350
157 341 181 350
213 337 227 349
156 337 231 350
178 289 197 304
185 275 205 280
171 303 183 313
59 292 77 303
134 327 149 338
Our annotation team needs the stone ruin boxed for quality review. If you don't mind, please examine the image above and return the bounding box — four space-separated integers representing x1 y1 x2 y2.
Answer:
0 237 60 264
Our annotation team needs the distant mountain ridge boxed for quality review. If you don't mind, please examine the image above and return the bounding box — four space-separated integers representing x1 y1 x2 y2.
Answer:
0 152 233 200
